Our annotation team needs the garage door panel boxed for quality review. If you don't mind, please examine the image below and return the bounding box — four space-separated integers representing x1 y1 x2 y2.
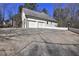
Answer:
28 21 37 28
38 22 45 28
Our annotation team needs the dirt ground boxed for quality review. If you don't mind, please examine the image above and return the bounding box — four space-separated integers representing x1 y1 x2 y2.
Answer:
0 28 79 56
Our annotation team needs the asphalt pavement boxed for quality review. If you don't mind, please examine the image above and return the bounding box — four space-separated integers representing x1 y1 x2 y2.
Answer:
0 28 79 56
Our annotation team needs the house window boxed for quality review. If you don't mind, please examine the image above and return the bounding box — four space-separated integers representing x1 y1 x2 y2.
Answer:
47 21 48 24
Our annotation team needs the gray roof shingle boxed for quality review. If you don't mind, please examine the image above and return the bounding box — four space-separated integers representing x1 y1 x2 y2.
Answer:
23 8 55 22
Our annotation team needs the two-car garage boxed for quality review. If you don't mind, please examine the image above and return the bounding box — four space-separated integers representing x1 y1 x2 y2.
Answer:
22 8 57 29
28 21 45 28
27 18 57 28
28 18 46 28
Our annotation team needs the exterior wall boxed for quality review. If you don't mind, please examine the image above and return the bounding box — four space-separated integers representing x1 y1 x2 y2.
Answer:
27 18 57 28
22 10 28 28
22 9 57 28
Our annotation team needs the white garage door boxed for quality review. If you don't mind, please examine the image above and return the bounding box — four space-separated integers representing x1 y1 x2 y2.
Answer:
28 21 37 28
38 22 45 28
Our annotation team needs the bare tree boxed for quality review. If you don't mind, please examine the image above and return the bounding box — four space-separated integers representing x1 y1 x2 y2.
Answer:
1 4 8 26
42 8 48 14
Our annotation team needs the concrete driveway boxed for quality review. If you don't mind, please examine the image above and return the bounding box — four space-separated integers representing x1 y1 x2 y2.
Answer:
0 28 79 56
